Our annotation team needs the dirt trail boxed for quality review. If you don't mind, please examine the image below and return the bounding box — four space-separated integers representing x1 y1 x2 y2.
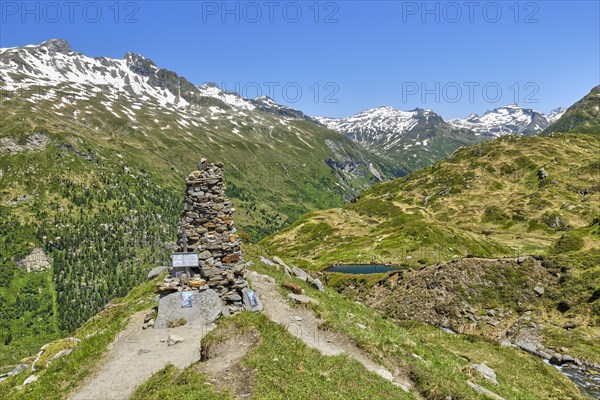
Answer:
247 271 418 395
69 311 214 400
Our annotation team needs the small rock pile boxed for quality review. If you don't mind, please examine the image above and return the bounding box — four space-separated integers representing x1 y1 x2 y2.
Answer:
156 158 249 315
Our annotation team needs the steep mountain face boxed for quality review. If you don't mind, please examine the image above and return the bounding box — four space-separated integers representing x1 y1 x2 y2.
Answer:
0 39 397 236
316 107 479 172
448 104 564 137
0 39 400 367
544 85 600 134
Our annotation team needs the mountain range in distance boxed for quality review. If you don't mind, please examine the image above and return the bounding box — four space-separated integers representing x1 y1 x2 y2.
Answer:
1 39 567 172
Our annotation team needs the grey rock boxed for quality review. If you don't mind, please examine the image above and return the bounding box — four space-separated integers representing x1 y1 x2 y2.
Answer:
533 285 544 296
287 293 319 305
155 290 222 329
167 334 185 346
10 363 28 376
221 292 242 302
147 266 167 280
291 266 310 282
17 247 52 273
466 381 505 400
242 288 263 312
471 363 497 384
198 250 212 260
550 354 563 365
311 278 324 291
22 375 38 386
0 133 50 154
259 256 275 266
137 348 151 354
562 354 575 364
273 256 289 268
53 349 73 360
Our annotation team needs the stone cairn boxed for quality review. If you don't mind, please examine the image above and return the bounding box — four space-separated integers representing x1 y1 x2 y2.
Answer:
156 158 249 315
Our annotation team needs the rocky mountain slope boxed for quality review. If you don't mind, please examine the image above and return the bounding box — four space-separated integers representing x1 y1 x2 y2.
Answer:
316 107 479 172
544 85 600 134
449 104 564 137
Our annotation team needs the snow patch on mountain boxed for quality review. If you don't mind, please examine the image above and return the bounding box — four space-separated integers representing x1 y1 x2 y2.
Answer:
449 104 562 137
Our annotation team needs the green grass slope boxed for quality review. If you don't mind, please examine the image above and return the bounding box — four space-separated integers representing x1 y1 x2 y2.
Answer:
545 85 600 134
263 133 599 269
0 246 585 399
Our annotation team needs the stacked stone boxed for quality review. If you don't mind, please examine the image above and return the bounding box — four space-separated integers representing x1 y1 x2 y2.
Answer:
176 158 248 313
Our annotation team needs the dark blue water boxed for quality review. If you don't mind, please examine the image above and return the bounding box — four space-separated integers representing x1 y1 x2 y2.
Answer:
325 264 399 274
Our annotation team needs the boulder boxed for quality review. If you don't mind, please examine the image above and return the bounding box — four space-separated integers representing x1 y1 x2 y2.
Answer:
155 289 222 329
562 354 575 364
22 375 38 386
10 363 28 376
53 349 73 360
311 278 324 291
259 256 275 266
533 285 544 296
147 266 167 280
470 363 497 384
242 288 263 312
273 256 289 268
291 266 310 282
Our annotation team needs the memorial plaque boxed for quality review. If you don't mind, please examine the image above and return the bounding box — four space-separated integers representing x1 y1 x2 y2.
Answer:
171 252 199 267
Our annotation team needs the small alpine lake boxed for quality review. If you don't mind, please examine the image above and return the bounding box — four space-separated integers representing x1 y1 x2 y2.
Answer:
324 264 400 274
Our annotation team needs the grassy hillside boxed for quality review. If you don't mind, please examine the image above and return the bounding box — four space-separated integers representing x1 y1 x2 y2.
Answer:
263 133 599 269
545 85 600 134
0 245 585 399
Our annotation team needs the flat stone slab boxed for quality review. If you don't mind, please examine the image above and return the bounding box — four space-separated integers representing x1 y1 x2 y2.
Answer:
155 289 222 329
242 287 263 312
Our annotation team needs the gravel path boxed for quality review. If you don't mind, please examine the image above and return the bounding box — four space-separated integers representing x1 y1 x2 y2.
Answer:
69 311 214 400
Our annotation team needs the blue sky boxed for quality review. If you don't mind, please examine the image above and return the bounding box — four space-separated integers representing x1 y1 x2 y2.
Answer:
1 1 598 119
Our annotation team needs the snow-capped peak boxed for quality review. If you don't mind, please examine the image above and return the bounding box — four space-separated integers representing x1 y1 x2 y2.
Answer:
0 39 257 111
449 104 560 137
